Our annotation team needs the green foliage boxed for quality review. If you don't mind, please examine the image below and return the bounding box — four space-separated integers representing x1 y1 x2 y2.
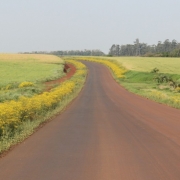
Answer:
176 87 180 92
109 39 180 57
52 49 105 56
124 71 154 83
0 85 44 103
151 68 159 73
152 69 180 89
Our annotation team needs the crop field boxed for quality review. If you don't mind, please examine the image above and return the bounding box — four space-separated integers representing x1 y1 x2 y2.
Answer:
0 54 63 63
0 54 64 88
96 56 180 75
0 54 65 102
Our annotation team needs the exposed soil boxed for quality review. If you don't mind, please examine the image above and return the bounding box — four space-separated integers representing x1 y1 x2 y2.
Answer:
0 61 180 180
44 63 76 91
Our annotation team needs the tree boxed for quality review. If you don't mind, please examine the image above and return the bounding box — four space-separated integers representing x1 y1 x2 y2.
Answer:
109 38 180 57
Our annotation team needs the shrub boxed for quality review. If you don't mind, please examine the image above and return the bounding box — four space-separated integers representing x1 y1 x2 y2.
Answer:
71 57 127 79
151 68 159 73
19 82 34 88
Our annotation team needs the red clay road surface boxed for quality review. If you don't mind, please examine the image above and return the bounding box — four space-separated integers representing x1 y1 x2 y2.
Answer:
0 61 180 180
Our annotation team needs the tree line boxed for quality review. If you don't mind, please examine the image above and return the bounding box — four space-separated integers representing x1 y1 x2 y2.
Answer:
109 39 180 57
23 49 105 56
51 49 105 56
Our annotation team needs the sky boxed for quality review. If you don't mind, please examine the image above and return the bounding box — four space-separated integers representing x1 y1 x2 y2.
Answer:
0 0 180 54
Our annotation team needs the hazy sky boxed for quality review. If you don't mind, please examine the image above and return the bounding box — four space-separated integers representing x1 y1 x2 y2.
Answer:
0 0 180 53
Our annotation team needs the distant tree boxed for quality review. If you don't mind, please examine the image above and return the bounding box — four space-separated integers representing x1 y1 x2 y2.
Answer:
109 38 180 57
134 38 140 56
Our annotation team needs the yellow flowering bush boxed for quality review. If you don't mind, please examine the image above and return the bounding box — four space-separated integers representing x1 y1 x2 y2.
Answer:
71 57 127 79
66 59 86 70
0 60 87 136
19 81 34 88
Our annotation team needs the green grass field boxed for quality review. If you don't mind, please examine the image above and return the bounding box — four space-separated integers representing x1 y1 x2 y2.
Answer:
0 54 64 87
98 57 180 75
0 54 65 102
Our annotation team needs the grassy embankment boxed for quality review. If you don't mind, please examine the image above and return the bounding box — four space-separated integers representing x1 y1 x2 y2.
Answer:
107 57 180 109
0 55 87 154
0 54 65 102
72 56 180 109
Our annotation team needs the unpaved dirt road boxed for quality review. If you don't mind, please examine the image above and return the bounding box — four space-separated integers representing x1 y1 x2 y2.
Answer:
0 61 180 180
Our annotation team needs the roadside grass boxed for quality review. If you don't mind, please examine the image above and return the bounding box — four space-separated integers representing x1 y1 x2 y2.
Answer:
70 56 180 109
122 70 180 84
0 85 44 103
114 58 180 108
120 70 180 108
0 59 87 154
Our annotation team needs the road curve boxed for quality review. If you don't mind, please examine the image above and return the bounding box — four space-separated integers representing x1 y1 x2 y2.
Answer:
0 61 180 180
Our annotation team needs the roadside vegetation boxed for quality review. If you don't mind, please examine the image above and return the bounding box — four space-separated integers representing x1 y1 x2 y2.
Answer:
121 69 180 109
0 55 87 154
65 56 127 80
71 56 180 109
108 57 180 108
